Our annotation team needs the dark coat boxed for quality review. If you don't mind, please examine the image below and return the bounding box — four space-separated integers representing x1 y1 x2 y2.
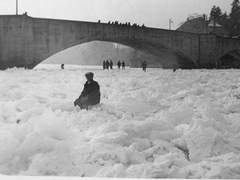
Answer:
142 62 147 68
106 61 110 69
117 61 121 68
79 80 101 106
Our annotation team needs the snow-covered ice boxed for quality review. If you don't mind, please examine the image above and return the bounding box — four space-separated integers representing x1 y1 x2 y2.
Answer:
0 64 240 179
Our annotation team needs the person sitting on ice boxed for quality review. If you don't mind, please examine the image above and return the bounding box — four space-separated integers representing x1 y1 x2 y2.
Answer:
74 72 101 110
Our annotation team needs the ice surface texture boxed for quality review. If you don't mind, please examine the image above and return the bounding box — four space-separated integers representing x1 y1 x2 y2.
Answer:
0 66 240 178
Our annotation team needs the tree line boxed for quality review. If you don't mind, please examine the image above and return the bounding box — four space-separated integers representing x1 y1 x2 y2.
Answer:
210 0 240 36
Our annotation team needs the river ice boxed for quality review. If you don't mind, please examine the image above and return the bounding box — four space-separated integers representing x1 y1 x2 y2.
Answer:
0 64 240 179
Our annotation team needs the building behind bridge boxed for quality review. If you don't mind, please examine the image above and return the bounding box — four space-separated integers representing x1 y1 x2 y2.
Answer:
130 15 236 69
177 15 240 69
176 15 230 36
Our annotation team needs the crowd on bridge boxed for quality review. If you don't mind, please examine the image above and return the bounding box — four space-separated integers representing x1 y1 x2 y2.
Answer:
98 20 145 28
108 21 145 28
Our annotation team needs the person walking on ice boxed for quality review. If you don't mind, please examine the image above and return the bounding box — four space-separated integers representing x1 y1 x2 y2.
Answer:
122 61 125 70
117 61 121 69
106 60 110 70
74 72 101 110
103 60 106 70
142 61 147 72
110 60 113 70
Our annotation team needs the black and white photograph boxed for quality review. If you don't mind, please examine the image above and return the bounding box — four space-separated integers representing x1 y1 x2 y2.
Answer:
0 0 240 179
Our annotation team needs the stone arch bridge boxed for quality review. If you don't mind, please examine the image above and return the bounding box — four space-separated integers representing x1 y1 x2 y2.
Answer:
0 14 240 70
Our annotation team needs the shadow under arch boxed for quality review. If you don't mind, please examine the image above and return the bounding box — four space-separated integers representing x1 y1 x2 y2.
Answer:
37 39 197 69
97 39 197 69
39 41 161 68
217 49 240 69
41 41 117 65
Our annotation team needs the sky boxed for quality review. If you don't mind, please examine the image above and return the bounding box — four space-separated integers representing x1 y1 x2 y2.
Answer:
0 0 232 30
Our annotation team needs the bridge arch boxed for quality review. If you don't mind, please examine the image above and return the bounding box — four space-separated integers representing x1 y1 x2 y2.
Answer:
34 36 197 69
41 41 138 66
1 15 240 70
217 49 240 68
212 36 240 68
24 15 200 69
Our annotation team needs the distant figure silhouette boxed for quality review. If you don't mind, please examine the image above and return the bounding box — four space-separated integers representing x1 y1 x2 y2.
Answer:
110 60 113 69
117 61 121 69
103 60 106 70
173 65 177 72
142 61 147 72
106 60 110 70
61 64 64 69
122 61 125 70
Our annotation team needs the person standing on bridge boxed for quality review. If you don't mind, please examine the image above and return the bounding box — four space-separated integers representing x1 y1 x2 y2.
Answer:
74 72 101 110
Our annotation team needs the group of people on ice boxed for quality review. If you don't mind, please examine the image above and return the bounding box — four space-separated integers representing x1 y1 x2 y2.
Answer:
103 60 113 70
117 61 125 70
103 60 148 71
103 60 126 70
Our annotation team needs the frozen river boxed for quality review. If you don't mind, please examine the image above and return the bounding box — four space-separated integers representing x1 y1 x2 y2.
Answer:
0 64 240 178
